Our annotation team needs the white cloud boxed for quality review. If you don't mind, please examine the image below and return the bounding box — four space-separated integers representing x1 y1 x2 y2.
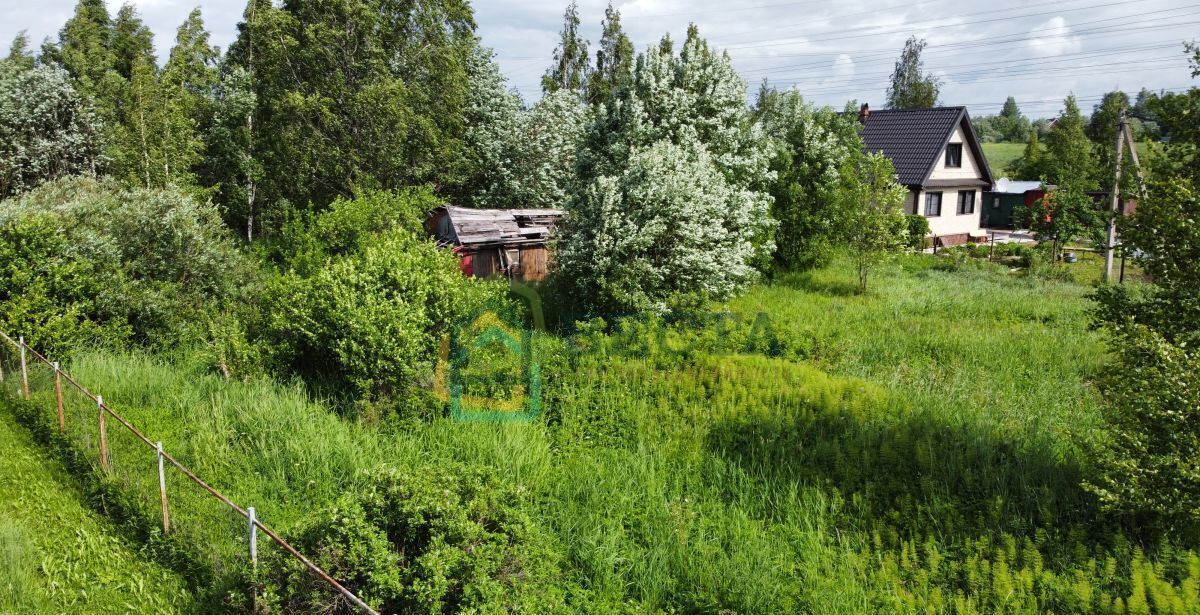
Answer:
1026 17 1083 58
818 54 855 89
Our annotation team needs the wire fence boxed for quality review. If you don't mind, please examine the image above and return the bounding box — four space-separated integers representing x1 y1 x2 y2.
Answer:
0 331 378 615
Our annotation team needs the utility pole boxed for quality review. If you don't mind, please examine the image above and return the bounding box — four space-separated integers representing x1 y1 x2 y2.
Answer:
1104 110 1127 284
1105 109 1150 284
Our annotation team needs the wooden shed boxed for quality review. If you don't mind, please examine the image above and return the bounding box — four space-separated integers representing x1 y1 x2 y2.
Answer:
426 206 564 282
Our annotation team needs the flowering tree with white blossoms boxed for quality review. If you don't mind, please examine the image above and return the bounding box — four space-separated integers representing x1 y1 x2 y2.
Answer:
0 62 103 199
556 138 764 313
460 46 587 210
560 27 775 313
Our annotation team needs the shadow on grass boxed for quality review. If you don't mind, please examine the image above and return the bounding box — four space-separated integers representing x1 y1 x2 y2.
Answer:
706 402 1107 545
774 270 863 297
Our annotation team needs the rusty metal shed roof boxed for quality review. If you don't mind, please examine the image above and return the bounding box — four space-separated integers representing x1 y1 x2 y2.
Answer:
435 206 564 248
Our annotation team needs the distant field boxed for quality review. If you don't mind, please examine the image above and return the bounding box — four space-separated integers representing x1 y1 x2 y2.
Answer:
981 142 1025 176
983 141 1154 181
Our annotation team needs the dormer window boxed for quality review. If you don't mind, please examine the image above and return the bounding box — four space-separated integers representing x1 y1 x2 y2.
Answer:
945 143 963 168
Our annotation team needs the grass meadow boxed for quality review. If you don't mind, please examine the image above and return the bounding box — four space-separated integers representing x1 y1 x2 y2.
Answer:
0 402 193 613
2 254 1198 612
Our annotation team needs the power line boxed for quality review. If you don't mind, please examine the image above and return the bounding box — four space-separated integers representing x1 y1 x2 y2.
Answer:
719 0 1153 50
777 58 1188 97
741 41 1186 80
733 5 1200 77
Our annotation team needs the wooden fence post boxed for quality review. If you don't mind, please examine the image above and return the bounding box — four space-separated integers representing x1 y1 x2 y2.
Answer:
53 362 64 432
19 336 28 400
248 506 258 570
157 441 169 534
97 395 109 473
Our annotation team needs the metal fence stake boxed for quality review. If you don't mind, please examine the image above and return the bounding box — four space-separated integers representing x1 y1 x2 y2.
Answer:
248 506 258 570
97 395 109 473
19 336 28 400
157 441 169 534
53 362 64 432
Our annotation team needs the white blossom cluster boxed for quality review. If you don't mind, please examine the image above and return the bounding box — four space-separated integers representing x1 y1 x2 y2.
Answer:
559 35 776 313
0 63 103 199
462 47 587 210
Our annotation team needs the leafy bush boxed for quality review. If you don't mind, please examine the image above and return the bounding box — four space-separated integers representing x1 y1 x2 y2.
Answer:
903 214 930 250
265 464 569 614
260 190 504 414
0 177 253 355
1089 324 1200 534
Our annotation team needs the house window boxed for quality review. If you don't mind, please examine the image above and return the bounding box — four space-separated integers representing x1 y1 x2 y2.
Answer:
945 143 963 168
925 191 943 217
957 190 976 215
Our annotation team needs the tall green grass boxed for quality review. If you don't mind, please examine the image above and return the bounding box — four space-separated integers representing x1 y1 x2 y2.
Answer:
0 401 193 612
2 255 1197 612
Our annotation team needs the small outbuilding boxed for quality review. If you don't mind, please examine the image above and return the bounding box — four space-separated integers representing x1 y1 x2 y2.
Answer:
426 206 564 282
983 178 1043 229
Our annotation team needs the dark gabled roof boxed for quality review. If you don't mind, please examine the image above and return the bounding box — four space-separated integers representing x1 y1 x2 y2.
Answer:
859 106 994 189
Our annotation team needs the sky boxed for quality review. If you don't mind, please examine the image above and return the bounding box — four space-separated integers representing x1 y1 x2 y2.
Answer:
1 0 1196 119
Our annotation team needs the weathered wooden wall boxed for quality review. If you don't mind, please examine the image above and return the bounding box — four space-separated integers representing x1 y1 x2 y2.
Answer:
465 246 551 282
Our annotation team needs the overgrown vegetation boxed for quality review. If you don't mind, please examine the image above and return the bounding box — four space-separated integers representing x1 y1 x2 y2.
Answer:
7 257 1200 613
1 0 1198 611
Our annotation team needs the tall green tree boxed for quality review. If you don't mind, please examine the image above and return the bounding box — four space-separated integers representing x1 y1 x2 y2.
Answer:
163 8 219 100
542 1 589 100
6 32 36 71
206 0 269 239
587 2 633 107
110 3 155 80
993 96 1031 142
1007 130 1044 180
1043 95 1098 189
886 36 940 109
224 0 477 218
204 66 261 239
755 85 865 269
1089 90 1137 198
54 0 114 92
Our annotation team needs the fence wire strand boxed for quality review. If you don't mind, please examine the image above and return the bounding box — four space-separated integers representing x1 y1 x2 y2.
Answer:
0 331 379 615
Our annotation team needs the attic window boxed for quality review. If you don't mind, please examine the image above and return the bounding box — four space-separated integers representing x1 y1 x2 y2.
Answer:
945 143 963 168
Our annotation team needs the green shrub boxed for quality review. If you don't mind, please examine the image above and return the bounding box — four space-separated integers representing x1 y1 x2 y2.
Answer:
0 177 254 355
1089 324 1200 535
265 464 569 614
260 191 504 414
904 214 931 250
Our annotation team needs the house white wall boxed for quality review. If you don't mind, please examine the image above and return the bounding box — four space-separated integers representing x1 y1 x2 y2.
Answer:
916 187 983 237
929 124 983 182
915 121 988 238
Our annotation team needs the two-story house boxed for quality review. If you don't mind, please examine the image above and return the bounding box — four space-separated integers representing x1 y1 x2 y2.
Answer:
859 105 995 246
